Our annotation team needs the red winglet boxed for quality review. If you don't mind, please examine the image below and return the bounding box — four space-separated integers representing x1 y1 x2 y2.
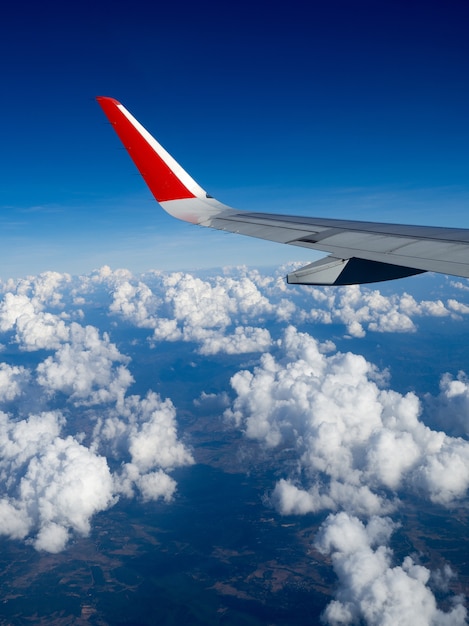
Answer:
96 97 196 203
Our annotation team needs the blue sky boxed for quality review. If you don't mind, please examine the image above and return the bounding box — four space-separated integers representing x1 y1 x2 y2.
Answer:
0 0 468 277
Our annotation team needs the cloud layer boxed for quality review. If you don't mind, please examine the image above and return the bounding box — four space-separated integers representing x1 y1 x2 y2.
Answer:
0 271 194 552
315 513 466 626
227 325 469 513
226 324 469 623
0 265 467 624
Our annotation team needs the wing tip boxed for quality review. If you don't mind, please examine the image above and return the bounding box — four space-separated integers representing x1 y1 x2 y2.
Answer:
96 95 204 204
96 96 121 105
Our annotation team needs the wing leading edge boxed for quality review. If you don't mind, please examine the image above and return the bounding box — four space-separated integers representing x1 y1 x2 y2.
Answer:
96 96 469 285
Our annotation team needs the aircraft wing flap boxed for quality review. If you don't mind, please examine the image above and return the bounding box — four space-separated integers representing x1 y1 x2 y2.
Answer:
208 212 327 233
208 212 469 277
304 244 469 277
302 231 418 254
209 216 318 244
190 205 469 277
242 213 469 243
386 240 469 262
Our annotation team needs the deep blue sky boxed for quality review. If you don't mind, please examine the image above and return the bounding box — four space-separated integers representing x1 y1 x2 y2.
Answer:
1 0 468 277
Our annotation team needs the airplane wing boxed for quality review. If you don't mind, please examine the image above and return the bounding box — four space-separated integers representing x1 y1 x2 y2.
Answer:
96 96 469 286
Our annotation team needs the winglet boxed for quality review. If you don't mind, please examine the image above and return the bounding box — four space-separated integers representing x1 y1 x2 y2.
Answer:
96 96 207 203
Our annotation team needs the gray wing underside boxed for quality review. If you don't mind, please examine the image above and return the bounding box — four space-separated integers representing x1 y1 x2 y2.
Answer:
185 200 469 285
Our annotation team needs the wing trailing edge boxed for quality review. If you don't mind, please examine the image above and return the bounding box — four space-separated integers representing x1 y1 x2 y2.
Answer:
97 97 469 285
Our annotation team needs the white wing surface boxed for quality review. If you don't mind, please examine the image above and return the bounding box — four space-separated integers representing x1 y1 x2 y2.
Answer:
97 97 469 286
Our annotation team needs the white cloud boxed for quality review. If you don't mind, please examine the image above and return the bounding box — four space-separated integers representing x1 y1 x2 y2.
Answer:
34 522 70 553
197 326 272 355
20 435 115 552
0 410 114 552
424 372 469 437
0 411 64 483
0 499 31 540
227 325 469 514
302 284 469 337
0 272 77 351
2 271 71 307
226 324 469 622
0 363 30 402
272 479 390 518
194 391 230 411
315 512 467 625
151 272 276 354
0 270 195 552
93 391 194 501
135 470 177 503
450 280 469 292
0 291 70 351
36 322 133 405
109 280 159 328
0 384 193 552
413 437 469 505
80 266 469 355
0 259 467 609
106 269 286 355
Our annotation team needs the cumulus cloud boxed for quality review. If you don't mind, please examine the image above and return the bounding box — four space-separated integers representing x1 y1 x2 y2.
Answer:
0 258 467 623
151 272 274 354
71 265 469 350
197 326 272 355
0 411 64 484
0 292 70 351
0 382 193 552
226 325 469 622
0 363 30 402
4 267 469 352
424 372 469 438
36 322 133 405
106 270 288 355
0 271 194 552
315 512 467 625
1 271 71 307
227 326 469 512
93 391 194 498
450 280 469 292
0 386 193 553
301 284 469 337
0 272 74 351
109 279 159 327
0 409 114 552
21 435 115 553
